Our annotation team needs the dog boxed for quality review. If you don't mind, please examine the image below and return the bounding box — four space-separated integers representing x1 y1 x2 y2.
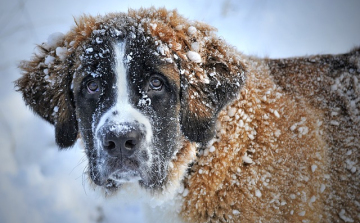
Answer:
16 8 359 223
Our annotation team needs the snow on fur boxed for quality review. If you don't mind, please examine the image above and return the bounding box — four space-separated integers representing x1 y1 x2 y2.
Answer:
16 7 360 223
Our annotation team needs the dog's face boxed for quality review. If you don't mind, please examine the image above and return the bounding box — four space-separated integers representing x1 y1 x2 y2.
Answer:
16 9 246 194
73 35 182 191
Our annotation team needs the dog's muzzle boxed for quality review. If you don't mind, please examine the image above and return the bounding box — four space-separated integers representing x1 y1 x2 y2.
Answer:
91 122 150 187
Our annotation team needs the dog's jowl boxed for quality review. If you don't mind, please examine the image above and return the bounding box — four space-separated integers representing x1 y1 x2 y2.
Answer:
16 8 359 223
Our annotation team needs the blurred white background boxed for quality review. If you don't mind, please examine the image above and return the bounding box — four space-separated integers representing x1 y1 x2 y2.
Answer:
0 0 359 222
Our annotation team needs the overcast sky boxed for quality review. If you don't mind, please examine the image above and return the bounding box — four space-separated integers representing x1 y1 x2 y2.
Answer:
0 0 359 223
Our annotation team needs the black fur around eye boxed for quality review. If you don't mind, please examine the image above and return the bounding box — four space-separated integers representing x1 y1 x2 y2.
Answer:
87 80 100 94
149 77 163 91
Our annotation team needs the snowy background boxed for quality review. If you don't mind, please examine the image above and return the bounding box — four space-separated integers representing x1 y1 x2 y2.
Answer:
0 0 359 222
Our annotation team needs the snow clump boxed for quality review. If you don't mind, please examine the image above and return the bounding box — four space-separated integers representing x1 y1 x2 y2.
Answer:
187 26 197 36
44 55 55 65
46 32 65 48
339 209 354 222
187 51 202 63
56 47 67 61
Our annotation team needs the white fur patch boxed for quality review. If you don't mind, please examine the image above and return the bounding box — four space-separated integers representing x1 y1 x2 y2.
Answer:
93 41 153 168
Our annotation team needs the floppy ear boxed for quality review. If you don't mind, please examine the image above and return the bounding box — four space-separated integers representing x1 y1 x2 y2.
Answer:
179 36 246 143
15 33 78 148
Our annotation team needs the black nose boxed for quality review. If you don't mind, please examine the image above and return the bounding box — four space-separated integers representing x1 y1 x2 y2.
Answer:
102 125 142 157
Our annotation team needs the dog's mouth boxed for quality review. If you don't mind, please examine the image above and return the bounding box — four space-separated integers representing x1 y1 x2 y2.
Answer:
89 154 145 188
108 169 141 183
89 155 168 192
102 168 142 191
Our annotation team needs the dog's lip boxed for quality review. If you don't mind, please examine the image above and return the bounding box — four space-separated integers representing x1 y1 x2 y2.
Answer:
99 168 142 189
108 169 141 182
90 166 141 187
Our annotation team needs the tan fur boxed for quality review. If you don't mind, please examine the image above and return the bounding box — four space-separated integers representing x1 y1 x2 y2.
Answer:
181 58 329 222
16 8 359 223
159 64 181 89
67 15 99 49
180 52 360 222
167 139 197 195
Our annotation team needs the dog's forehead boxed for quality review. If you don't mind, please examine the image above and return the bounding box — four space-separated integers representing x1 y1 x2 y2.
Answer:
73 32 181 87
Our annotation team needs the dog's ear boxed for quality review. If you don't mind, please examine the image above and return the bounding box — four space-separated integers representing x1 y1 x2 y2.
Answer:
15 32 78 148
178 30 246 143
15 15 98 148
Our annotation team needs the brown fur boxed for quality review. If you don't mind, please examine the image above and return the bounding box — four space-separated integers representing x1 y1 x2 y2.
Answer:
180 51 360 222
15 8 359 223
182 58 328 222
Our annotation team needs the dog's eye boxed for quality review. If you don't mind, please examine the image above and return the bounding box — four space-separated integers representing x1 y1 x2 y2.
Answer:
87 80 100 94
149 77 163 91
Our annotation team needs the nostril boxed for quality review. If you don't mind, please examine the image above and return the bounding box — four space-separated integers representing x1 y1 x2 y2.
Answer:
104 140 116 151
124 140 137 150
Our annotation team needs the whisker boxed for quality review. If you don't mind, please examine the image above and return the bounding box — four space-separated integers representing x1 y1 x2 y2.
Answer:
70 154 88 175
82 164 90 195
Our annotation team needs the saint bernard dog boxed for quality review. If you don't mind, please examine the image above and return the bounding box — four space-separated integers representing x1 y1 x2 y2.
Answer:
16 8 359 223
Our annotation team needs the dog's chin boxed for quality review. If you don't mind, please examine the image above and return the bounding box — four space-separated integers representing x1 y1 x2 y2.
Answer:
97 168 168 196
100 169 142 194
109 169 142 183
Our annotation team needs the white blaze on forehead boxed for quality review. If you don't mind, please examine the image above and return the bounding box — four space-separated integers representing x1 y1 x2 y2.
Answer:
114 42 128 104
94 41 153 143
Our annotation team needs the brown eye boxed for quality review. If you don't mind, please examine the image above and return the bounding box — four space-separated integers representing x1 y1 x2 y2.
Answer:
87 80 100 94
149 77 163 90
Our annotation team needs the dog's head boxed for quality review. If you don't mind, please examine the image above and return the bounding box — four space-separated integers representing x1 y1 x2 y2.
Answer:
16 8 246 194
